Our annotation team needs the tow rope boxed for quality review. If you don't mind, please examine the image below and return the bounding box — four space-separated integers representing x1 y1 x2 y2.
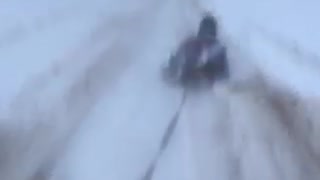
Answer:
142 90 188 180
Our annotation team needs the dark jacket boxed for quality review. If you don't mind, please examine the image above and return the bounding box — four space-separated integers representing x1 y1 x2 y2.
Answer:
164 15 228 87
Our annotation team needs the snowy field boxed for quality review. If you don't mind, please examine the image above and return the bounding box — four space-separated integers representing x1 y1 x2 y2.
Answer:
1 0 320 180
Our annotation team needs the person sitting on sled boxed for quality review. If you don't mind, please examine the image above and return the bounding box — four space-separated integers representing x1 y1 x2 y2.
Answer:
164 14 229 88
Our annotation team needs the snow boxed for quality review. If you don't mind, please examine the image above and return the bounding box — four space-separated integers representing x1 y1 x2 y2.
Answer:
207 0 320 97
0 0 320 180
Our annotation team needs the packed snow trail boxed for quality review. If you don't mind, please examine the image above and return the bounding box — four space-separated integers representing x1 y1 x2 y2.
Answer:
1 0 320 180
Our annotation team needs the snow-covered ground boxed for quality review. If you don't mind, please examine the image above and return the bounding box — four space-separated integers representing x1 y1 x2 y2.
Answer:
1 0 320 180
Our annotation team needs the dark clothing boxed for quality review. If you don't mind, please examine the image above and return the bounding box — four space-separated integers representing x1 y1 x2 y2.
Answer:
177 37 228 87
163 14 228 88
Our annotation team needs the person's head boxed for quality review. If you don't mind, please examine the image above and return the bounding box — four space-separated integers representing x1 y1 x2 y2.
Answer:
197 14 217 39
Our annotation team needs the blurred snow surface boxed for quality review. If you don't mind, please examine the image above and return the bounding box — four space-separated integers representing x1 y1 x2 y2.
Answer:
1 0 320 180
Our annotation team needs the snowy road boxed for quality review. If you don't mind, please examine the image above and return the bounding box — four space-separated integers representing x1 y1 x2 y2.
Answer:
1 0 320 180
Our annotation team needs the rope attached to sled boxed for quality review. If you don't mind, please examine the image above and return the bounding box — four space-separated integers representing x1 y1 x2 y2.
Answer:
142 90 188 180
